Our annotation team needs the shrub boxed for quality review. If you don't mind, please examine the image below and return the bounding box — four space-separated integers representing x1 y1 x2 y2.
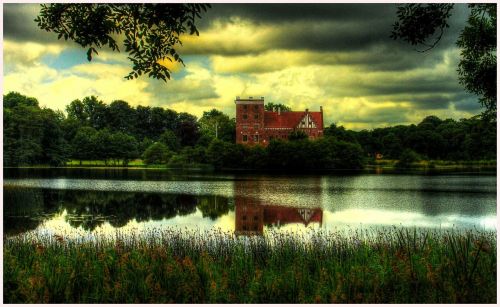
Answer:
142 142 172 164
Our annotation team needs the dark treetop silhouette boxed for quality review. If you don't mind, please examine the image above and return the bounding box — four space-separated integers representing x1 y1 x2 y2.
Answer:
392 4 497 120
35 4 211 82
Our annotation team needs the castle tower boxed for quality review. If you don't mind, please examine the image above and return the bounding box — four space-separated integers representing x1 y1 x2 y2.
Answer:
235 96 265 146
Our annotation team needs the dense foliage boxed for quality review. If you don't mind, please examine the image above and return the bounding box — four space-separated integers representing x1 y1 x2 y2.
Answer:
337 115 496 161
4 228 496 303
3 92 496 169
35 4 211 81
392 4 497 119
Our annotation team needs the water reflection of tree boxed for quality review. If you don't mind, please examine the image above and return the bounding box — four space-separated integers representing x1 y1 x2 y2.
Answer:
4 187 62 235
60 192 201 231
197 195 233 220
5 186 236 233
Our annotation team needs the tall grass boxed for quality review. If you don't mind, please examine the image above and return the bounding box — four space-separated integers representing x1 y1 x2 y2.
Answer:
4 227 496 303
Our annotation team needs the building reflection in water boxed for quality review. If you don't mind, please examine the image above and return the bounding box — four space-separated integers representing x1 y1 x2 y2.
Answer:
234 180 323 236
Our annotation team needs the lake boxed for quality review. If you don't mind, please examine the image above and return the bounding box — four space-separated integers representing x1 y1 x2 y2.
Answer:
3 168 497 239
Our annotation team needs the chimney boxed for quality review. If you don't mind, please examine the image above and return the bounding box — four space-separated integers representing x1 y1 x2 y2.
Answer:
320 106 323 112
278 107 281 115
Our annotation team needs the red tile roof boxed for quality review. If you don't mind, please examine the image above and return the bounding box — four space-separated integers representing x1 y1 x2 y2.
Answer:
263 206 323 226
264 111 323 129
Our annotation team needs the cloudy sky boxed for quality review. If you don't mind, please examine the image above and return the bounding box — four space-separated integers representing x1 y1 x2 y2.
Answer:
3 3 483 130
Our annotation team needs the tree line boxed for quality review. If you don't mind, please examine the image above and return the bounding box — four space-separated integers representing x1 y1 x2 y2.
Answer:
3 92 496 169
325 115 496 162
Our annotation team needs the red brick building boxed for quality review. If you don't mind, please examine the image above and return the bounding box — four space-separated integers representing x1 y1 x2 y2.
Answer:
233 180 323 236
235 96 324 146
234 197 323 236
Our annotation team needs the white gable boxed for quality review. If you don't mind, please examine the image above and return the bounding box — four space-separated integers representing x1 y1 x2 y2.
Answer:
298 208 315 223
296 114 317 129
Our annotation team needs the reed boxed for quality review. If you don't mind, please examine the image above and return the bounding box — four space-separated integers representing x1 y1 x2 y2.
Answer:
3 227 496 303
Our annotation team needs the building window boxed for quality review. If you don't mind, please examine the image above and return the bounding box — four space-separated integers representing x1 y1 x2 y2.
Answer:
254 114 259 120
242 135 248 142
254 105 259 111
243 114 248 120
254 124 259 129
253 135 259 142
242 125 248 130
243 105 248 111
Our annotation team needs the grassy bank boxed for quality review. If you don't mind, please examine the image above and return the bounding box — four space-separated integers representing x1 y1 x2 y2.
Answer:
368 159 497 171
61 159 497 172
4 228 496 303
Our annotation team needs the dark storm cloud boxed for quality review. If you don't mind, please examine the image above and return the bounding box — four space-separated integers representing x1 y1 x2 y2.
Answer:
451 94 483 112
204 4 395 24
199 3 469 54
362 80 462 96
318 46 447 71
340 108 410 125
3 4 56 43
5 3 469 56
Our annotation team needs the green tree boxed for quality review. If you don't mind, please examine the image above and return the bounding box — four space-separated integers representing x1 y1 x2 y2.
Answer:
3 92 39 108
175 113 200 147
319 137 366 169
396 149 421 169
381 132 402 159
109 132 139 166
71 127 97 165
198 109 236 142
242 145 267 169
92 129 114 165
135 105 152 140
159 130 181 152
206 139 244 169
60 117 82 144
66 99 87 124
324 123 358 143
82 96 108 130
143 142 172 164
457 4 496 120
4 93 45 166
138 137 154 154
148 107 178 140
67 96 108 130
40 108 69 166
107 100 135 133
4 92 69 166
35 4 211 81
265 102 291 112
392 4 496 119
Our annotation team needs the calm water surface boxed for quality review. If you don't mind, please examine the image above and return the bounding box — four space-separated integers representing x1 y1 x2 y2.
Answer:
3 168 497 239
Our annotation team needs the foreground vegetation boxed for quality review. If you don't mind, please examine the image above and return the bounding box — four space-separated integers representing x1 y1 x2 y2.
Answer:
4 228 496 303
